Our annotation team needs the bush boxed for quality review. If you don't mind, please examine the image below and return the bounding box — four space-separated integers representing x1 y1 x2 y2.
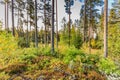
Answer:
108 23 120 62
0 31 17 53
60 47 85 64
3 63 27 75
98 58 120 75
18 37 30 48
73 35 83 49
81 54 99 65
91 39 102 49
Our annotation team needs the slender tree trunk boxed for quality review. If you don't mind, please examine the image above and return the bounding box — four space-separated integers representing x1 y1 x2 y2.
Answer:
26 16 29 47
56 0 58 48
104 0 108 57
30 2 32 32
51 0 54 53
17 8 19 30
17 4 20 31
5 2 6 30
68 0 71 47
35 0 38 48
26 1 29 47
88 22 91 54
88 2 92 54
12 0 15 36
44 0 47 46
6 2 9 31
47 26 49 44
30 5 32 42
29 19 32 43
83 0 86 42
63 23 65 35
30 19 31 31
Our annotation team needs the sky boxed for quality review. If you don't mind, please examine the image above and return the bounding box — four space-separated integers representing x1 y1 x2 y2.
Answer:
0 0 114 30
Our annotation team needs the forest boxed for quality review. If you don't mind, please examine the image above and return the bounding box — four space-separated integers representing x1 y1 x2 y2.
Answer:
0 0 120 80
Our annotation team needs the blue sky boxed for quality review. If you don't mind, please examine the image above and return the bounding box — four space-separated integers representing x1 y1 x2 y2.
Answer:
0 0 114 30
109 0 114 8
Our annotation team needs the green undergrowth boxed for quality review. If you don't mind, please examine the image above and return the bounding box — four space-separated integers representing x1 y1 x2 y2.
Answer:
1 46 118 79
0 31 119 79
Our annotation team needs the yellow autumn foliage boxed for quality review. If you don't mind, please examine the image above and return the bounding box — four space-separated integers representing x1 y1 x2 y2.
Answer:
0 31 18 54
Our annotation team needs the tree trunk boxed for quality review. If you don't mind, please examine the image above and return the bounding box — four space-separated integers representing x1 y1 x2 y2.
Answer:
51 0 54 53
17 7 19 30
6 2 9 31
5 2 6 30
68 0 71 47
83 0 86 42
30 4 32 42
12 0 15 36
35 0 38 48
44 0 47 46
56 0 58 48
26 1 29 47
89 2 92 54
104 0 108 57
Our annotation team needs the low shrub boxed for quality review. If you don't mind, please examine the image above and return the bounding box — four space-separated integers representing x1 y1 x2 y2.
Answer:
18 37 30 48
72 35 83 49
91 39 102 49
98 58 120 75
61 47 84 64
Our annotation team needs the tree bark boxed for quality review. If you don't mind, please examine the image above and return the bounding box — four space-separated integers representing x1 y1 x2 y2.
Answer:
68 0 71 47
35 0 38 48
6 2 9 31
51 0 54 53
104 0 108 57
12 0 15 36
89 1 92 54
5 2 6 30
17 7 19 30
26 0 29 47
44 0 47 46
56 0 58 48
83 0 86 42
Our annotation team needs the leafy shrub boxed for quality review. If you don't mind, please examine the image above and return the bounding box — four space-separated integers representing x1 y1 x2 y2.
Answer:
39 46 59 57
108 23 120 62
73 35 83 49
0 72 10 79
86 70 106 80
74 54 100 75
18 37 30 48
91 39 102 49
61 47 85 64
81 54 99 65
50 59 66 70
20 53 36 63
98 58 120 75
41 47 51 56
0 31 17 53
2 63 27 75
19 48 40 63
32 57 50 70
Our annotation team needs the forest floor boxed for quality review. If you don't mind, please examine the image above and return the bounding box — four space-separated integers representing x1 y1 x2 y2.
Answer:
0 32 120 80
